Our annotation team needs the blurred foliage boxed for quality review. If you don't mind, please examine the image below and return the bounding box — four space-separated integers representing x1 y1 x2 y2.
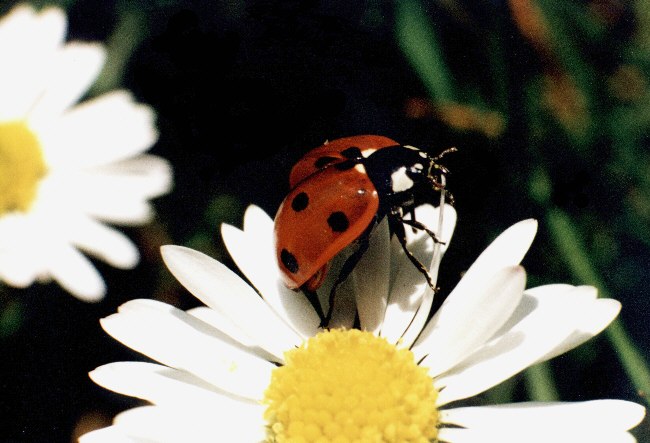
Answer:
395 3 650 439
1 0 650 441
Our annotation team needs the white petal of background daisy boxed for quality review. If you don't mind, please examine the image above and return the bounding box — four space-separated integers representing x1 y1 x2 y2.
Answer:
80 205 645 442
0 4 172 301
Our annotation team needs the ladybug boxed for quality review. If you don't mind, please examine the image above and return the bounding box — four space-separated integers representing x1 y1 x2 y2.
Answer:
274 135 454 323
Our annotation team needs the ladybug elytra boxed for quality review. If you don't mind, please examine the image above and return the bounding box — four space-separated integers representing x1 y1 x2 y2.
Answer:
274 135 453 324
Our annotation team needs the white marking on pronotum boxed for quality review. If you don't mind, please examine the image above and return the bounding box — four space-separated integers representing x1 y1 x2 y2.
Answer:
361 148 377 157
391 166 414 192
413 163 424 170
404 145 419 150
355 164 367 174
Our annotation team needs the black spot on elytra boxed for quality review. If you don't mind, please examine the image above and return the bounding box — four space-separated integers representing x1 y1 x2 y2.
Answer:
314 156 338 169
341 146 362 159
334 161 355 171
281 249 299 274
327 211 349 232
291 192 309 211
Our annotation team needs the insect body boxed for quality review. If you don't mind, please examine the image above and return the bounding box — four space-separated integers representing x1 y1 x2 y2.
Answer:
274 135 452 323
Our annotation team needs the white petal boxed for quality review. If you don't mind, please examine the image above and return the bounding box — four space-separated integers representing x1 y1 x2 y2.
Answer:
0 213 44 286
353 218 390 334
490 285 619 364
187 306 278 362
381 204 456 343
80 196 154 225
438 427 639 443
537 298 620 363
0 250 38 288
187 306 254 347
79 426 144 443
49 156 172 226
324 253 358 329
412 219 537 356
38 90 158 170
465 218 538 273
27 42 106 125
161 245 303 360
47 243 106 301
221 205 320 338
112 405 266 443
86 154 173 199
492 284 577 337
441 400 646 432
35 166 158 227
0 6 65 53
434 287 589 406
399 204 457 348
0 6 66 119
101 299 275 400
418 266 525 376
68 216 139 269
90 362 262 413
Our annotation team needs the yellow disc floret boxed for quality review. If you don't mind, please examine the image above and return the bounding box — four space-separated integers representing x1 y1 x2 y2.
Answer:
263 329 439 443
0 121 47 215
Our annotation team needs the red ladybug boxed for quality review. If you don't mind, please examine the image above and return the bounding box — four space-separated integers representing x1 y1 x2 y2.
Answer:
274 135 453 323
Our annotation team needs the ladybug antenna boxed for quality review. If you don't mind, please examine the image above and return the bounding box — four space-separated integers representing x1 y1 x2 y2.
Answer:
433 146 458 162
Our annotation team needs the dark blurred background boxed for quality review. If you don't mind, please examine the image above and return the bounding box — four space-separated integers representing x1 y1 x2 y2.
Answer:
0 0 649 441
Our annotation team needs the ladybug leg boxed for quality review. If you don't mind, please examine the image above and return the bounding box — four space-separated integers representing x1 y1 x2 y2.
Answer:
407 207 417 234
322 227 373 327
401 218 445 246
390 214 437 291
302 288 327 324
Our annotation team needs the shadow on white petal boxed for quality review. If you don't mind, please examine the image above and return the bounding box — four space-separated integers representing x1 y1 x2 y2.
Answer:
536 298 621 364
417 266 526 376
434 291 584 406
380 204 456 344
381 233 429 342
353 218 390 334
492 284 576 339
440 220 537 311
101 299 274 400
160 245 303 359
90 361 262 412
221 215 320 338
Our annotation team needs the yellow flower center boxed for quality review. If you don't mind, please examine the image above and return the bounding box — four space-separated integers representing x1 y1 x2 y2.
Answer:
0 121 47 215
263 329 439 443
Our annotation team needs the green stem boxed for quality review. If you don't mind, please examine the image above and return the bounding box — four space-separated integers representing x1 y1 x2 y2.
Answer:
394 0 456 103
547 208 650 406
525 361 560 402
88 8 147 96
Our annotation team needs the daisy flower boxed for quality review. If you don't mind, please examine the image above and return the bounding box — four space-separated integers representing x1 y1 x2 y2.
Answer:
80 204 644 442
0 4 171 300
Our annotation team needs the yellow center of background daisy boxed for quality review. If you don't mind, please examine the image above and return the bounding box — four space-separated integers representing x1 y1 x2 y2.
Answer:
263 329 439 443
0 121 47 215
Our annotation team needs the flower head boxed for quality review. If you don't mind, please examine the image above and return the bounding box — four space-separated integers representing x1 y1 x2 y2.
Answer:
81 205 644 442
0 4 172 300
